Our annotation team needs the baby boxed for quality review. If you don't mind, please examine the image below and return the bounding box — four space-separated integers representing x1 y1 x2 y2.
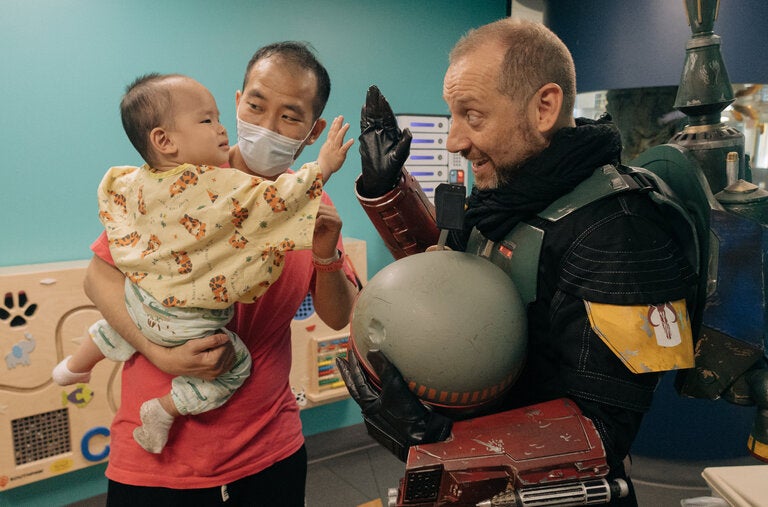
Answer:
53 73 353 453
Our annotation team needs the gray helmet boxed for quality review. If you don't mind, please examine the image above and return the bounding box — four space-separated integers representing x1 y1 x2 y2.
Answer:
350 250 527 411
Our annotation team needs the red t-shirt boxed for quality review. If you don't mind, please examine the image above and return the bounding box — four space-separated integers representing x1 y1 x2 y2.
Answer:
95 191 355 488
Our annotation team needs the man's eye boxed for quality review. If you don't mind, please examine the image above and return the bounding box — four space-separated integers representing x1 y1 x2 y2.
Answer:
201 119 212 124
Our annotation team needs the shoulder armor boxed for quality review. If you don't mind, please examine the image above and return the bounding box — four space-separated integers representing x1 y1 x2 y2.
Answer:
538 165 699 278
538 165 630 221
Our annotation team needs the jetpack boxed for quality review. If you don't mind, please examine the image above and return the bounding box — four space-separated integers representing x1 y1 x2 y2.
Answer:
632 0 768 463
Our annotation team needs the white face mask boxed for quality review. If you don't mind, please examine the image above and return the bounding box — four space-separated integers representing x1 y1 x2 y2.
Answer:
236 117 314 176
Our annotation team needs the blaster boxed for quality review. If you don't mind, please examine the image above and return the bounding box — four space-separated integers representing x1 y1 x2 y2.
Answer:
390 398 628 507
475 478 628 507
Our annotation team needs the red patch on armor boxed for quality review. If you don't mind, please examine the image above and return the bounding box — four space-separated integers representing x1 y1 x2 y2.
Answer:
498 244 514 259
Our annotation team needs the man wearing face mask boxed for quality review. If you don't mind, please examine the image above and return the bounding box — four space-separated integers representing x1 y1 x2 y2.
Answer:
236 114 318 176
83 42 360 506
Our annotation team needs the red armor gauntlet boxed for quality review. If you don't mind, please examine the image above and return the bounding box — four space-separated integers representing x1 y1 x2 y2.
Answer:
355 169 440 260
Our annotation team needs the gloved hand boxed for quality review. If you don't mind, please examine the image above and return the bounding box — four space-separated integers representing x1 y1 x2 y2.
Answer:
358 85 413 198
336 348 453 461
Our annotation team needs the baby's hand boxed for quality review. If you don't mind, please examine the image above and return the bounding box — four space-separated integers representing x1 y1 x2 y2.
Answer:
317 116 354 182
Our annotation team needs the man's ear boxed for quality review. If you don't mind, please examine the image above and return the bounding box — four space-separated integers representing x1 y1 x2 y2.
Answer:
303 118 327 146
531 82 564 134
149 127 176 155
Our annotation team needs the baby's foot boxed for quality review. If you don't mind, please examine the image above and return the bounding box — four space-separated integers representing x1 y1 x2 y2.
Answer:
133 398 174 454
52 356 92 385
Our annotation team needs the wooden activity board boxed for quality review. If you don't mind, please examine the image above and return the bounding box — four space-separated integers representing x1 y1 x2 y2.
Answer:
0 260 119 490
0 238 365 490
289 238 366 408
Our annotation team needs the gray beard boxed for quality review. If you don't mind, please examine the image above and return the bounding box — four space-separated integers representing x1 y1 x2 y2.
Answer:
489 123 547 189
494 161 525 188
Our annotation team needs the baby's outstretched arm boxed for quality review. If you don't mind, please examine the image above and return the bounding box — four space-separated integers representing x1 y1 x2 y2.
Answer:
317 115 354 182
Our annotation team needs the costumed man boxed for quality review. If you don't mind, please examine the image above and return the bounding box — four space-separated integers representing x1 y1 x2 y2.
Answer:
337 18 699 507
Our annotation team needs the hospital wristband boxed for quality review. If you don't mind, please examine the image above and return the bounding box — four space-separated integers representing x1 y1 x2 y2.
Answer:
312 249 345 272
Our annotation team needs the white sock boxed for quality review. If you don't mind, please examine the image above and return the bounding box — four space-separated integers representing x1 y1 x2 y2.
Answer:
52 356 92 386
133 398 175 454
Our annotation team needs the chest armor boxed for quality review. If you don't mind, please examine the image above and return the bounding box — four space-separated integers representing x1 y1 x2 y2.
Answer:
465 165 639 305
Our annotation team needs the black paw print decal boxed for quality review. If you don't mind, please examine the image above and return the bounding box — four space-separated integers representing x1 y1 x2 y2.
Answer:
291 386 307 407
0 291 38 327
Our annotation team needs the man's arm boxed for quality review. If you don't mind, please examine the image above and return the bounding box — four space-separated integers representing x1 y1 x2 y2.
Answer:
313 267 358 330
356 85 440 259
83 254 234 379
309 203 359 330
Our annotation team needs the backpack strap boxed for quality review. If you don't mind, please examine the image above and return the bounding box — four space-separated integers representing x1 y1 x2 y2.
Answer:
538 164 631 222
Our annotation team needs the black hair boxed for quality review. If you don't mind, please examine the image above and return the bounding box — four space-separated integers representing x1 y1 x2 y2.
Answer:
120 73 184 164
242 41 331 120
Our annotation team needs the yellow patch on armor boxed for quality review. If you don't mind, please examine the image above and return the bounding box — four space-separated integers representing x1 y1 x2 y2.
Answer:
747 434 768 461
584 299 694 373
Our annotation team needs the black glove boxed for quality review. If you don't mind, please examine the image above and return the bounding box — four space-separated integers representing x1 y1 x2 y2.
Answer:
336 348 453 461
358 85 413 198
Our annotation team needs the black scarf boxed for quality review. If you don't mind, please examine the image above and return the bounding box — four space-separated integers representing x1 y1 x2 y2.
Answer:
463 114 622 242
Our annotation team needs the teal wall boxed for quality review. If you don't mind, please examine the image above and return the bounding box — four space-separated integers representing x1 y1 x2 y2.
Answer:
0 0 506 505
0 0 505 276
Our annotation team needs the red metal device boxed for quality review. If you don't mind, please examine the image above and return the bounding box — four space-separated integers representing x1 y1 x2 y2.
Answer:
393 398 628 506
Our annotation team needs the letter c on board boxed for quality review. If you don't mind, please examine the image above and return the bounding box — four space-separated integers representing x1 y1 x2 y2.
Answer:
81 426 110 462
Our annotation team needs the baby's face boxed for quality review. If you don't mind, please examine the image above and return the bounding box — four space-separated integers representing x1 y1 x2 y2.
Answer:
166 78 230 168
